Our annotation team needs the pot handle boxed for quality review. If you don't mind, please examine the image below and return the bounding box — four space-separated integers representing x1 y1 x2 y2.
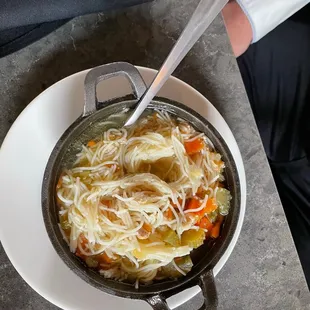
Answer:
83 62 147 117
146 270 218 310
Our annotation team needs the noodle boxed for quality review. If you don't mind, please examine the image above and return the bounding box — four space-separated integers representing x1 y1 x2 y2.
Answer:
56 110 231 286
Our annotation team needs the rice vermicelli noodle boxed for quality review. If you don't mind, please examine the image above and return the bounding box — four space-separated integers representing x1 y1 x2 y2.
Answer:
56 110 231 287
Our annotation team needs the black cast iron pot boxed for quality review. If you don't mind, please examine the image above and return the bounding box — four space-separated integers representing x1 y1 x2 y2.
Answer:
42 62 241 310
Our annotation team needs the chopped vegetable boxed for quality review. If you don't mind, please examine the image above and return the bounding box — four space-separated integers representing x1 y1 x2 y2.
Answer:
185 198 218 219
160 255 193 278
56 177 62 189
160 262 181 278
143 223 152 232
137 228 151 239
160 227 180 246
210 215 224 239
205 198 217 214
184 138 204 155
100 199 111 207
165 208 174 220
175 255 193 273
137 223 152 239
208 210 218 223
60 214 70 231
96 252 113 264
196 185 205 198
75 249 86 260
87 140 96 147
216 188 232 216
181 228 205 248
196 216 213 231
185 198 200 211
214 160 223 165
86 256 99 268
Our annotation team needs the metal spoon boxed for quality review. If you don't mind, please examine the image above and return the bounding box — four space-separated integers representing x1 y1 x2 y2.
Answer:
125 0 228 126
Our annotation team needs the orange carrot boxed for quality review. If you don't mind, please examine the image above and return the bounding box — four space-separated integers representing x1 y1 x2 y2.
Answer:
79 234 88 247
205 198 217 214
210 215 224 239
196 185 204 197
96 252 113 264
197 216 213 231
101 199 111 207
184 138 204 155
56 177 62 189
185 198 200 211
165 208 174 220
214 160 223 166
142 223 152 232
87 140 96 147
102 252 112 264
75 248 86 260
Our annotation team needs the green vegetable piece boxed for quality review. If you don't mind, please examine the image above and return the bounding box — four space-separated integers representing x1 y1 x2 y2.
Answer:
175 255 193 274
160 227 181 246
85 256 99 268
60 214 70 230
181 228 205 249
216 188 232 216
207 210 218 223
160 255 193 278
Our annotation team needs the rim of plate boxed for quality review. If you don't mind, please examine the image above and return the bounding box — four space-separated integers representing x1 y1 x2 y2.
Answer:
0 66 246 310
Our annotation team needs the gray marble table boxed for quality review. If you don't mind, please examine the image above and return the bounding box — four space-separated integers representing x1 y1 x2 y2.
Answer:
1 0 309 309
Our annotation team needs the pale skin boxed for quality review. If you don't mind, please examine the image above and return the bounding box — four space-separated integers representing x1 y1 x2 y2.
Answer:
222 0 253 57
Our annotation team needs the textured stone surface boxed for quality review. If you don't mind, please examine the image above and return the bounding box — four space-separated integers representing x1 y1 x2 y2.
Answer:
0 0 309 309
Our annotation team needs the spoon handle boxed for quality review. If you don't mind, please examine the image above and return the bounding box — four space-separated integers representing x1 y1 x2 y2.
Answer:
125 0 228 126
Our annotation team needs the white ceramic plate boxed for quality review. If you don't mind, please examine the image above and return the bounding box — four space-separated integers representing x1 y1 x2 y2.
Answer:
0 66 246 310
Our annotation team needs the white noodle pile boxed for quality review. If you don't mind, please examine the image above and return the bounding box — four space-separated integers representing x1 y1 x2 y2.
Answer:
57 110 225 284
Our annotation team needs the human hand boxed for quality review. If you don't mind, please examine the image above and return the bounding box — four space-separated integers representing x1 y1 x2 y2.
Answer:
222 1 253 57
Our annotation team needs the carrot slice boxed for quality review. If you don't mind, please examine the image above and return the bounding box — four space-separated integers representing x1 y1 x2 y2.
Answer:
196 185 205 197
75 248 86 260
102 252 112 263
205 198 217 214
214 160 223 166
184 138 204 155
101 199 111 207
96 252 113 264
185 198 200 211
87 140 96 147
165 208 174 220
79 234 88 247
56 177 62 189
197 216 213 231
142 223 152 232
210 215 224 238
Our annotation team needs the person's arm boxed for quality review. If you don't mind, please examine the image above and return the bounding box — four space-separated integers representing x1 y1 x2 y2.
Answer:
222 0 310 57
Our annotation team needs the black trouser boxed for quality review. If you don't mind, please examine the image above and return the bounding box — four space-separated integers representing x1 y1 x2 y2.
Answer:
238 9 310 288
